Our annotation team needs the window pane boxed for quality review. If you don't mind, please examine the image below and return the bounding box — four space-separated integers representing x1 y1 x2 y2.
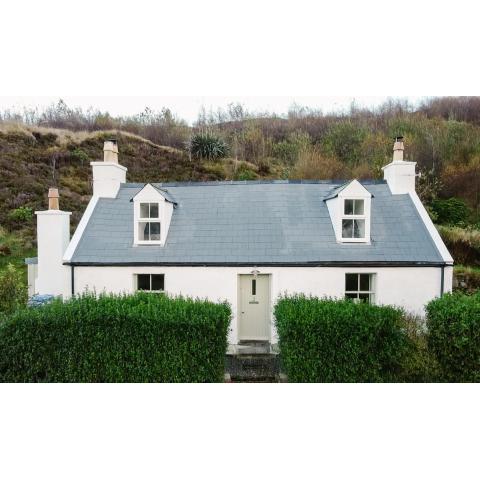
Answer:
151 274 164 291
143 222 150 240
150 203 159 218
354 219 365 238
138 222 149 240
252 279 256 295
359 274 370 291
137 274 150 291
140 203 149 218
354 199 364 215
344 199 354 215
342 219 353 238
345 274 358 291
346 293 358 301
358 293 370 303
149 222 161 240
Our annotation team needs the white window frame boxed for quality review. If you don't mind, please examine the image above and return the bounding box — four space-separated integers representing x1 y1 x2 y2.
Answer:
135 273 165 292
345 273 376 304
341 198 367 242
137 202 161 244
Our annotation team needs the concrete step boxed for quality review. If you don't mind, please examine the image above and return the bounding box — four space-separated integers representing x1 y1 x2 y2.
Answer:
225 353 281 382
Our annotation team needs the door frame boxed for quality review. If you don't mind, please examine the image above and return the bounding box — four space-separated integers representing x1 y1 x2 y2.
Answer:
237 273 272 343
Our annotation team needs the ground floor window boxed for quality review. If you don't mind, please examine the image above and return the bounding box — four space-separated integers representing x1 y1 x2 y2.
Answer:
345 273 375 303
136 274 165 292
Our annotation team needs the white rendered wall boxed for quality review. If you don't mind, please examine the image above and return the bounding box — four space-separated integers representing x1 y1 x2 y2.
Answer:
36 211 71 297
27 263 38 297
71 265 451 344
90 162 127 198
383 161 417 194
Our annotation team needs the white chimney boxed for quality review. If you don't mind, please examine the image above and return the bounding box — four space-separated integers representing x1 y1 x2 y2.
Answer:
382 136 417 194
35 188 71 297
90 139 127 198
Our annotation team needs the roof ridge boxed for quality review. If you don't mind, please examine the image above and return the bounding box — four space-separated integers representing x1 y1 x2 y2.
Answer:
120 179 387 188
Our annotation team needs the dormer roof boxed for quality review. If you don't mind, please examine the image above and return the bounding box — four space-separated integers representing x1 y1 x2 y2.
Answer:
130 183 178 206
323 179 373 201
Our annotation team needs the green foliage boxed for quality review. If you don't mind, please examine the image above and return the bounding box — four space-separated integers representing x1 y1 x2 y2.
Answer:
235 170 257 181
188 132 229 161
274 295 409 382
454 265 480 294
234 163 257 181
431 198 471 226
426 292 480 382
0 263 28 315
271 131 311 164
0 292 231 382
437 225 480 266
321 122 367 166
397 315 441 382
8 206 33 222
70 148 89 164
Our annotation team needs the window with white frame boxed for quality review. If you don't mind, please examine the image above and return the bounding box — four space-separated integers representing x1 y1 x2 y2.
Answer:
342 199 366 240
136 274 164 292
345 273 375 303
138 202 160 242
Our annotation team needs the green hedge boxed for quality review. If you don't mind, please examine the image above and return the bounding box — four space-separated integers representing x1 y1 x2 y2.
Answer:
275 295 409 382
426 292 480 382
0 292 231 383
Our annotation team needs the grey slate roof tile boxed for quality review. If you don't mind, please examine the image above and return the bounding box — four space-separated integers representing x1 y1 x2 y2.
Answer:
69 181 444 265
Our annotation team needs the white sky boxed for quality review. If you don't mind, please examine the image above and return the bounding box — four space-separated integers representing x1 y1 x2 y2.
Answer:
0 96 424 125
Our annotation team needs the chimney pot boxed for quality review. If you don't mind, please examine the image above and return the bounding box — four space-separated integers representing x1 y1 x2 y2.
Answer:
48 188 59 210
393 136 404 161
103 139 119 163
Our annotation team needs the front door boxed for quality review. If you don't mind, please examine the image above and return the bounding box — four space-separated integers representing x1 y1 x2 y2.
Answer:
238 274 270 341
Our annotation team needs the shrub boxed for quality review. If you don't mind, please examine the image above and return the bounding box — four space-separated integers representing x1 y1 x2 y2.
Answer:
8 206 33 222
0 292 231 382
453 265 480 293
0 263 28 315
426 292 480 382
274 295 409 382
437 225 480 266
431 197 471 226
291 145 346 180
187 132 229 161
397 315 441 382
71 148 89 165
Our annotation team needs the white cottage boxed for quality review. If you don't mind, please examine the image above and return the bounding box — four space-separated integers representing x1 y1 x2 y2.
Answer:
28 137 453 345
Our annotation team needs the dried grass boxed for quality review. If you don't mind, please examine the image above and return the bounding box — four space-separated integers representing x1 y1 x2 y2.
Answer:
0 121 181 153
291 145 347 180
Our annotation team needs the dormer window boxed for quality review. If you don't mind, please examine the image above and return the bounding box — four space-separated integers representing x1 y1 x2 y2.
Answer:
132 184 176 247
324 180 372 244
138 202 161 242
342 199 366 240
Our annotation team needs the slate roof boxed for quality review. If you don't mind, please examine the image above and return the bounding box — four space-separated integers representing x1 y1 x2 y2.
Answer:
68 180 445 266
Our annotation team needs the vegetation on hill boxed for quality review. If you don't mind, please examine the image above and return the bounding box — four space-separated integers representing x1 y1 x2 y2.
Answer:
1 97 480 291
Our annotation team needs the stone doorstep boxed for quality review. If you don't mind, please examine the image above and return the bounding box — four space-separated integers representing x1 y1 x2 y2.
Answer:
224 372 287 383
227 342 280 356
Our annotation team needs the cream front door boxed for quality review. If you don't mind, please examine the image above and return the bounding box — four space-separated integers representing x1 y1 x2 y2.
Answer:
238 274 270 341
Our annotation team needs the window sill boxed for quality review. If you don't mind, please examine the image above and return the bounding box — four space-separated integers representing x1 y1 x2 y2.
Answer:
136 241 163 246
340 238 369 244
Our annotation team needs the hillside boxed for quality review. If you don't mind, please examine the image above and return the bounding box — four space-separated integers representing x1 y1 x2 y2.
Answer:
0 124 282 235
0 124 283 275
1 99 480 290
